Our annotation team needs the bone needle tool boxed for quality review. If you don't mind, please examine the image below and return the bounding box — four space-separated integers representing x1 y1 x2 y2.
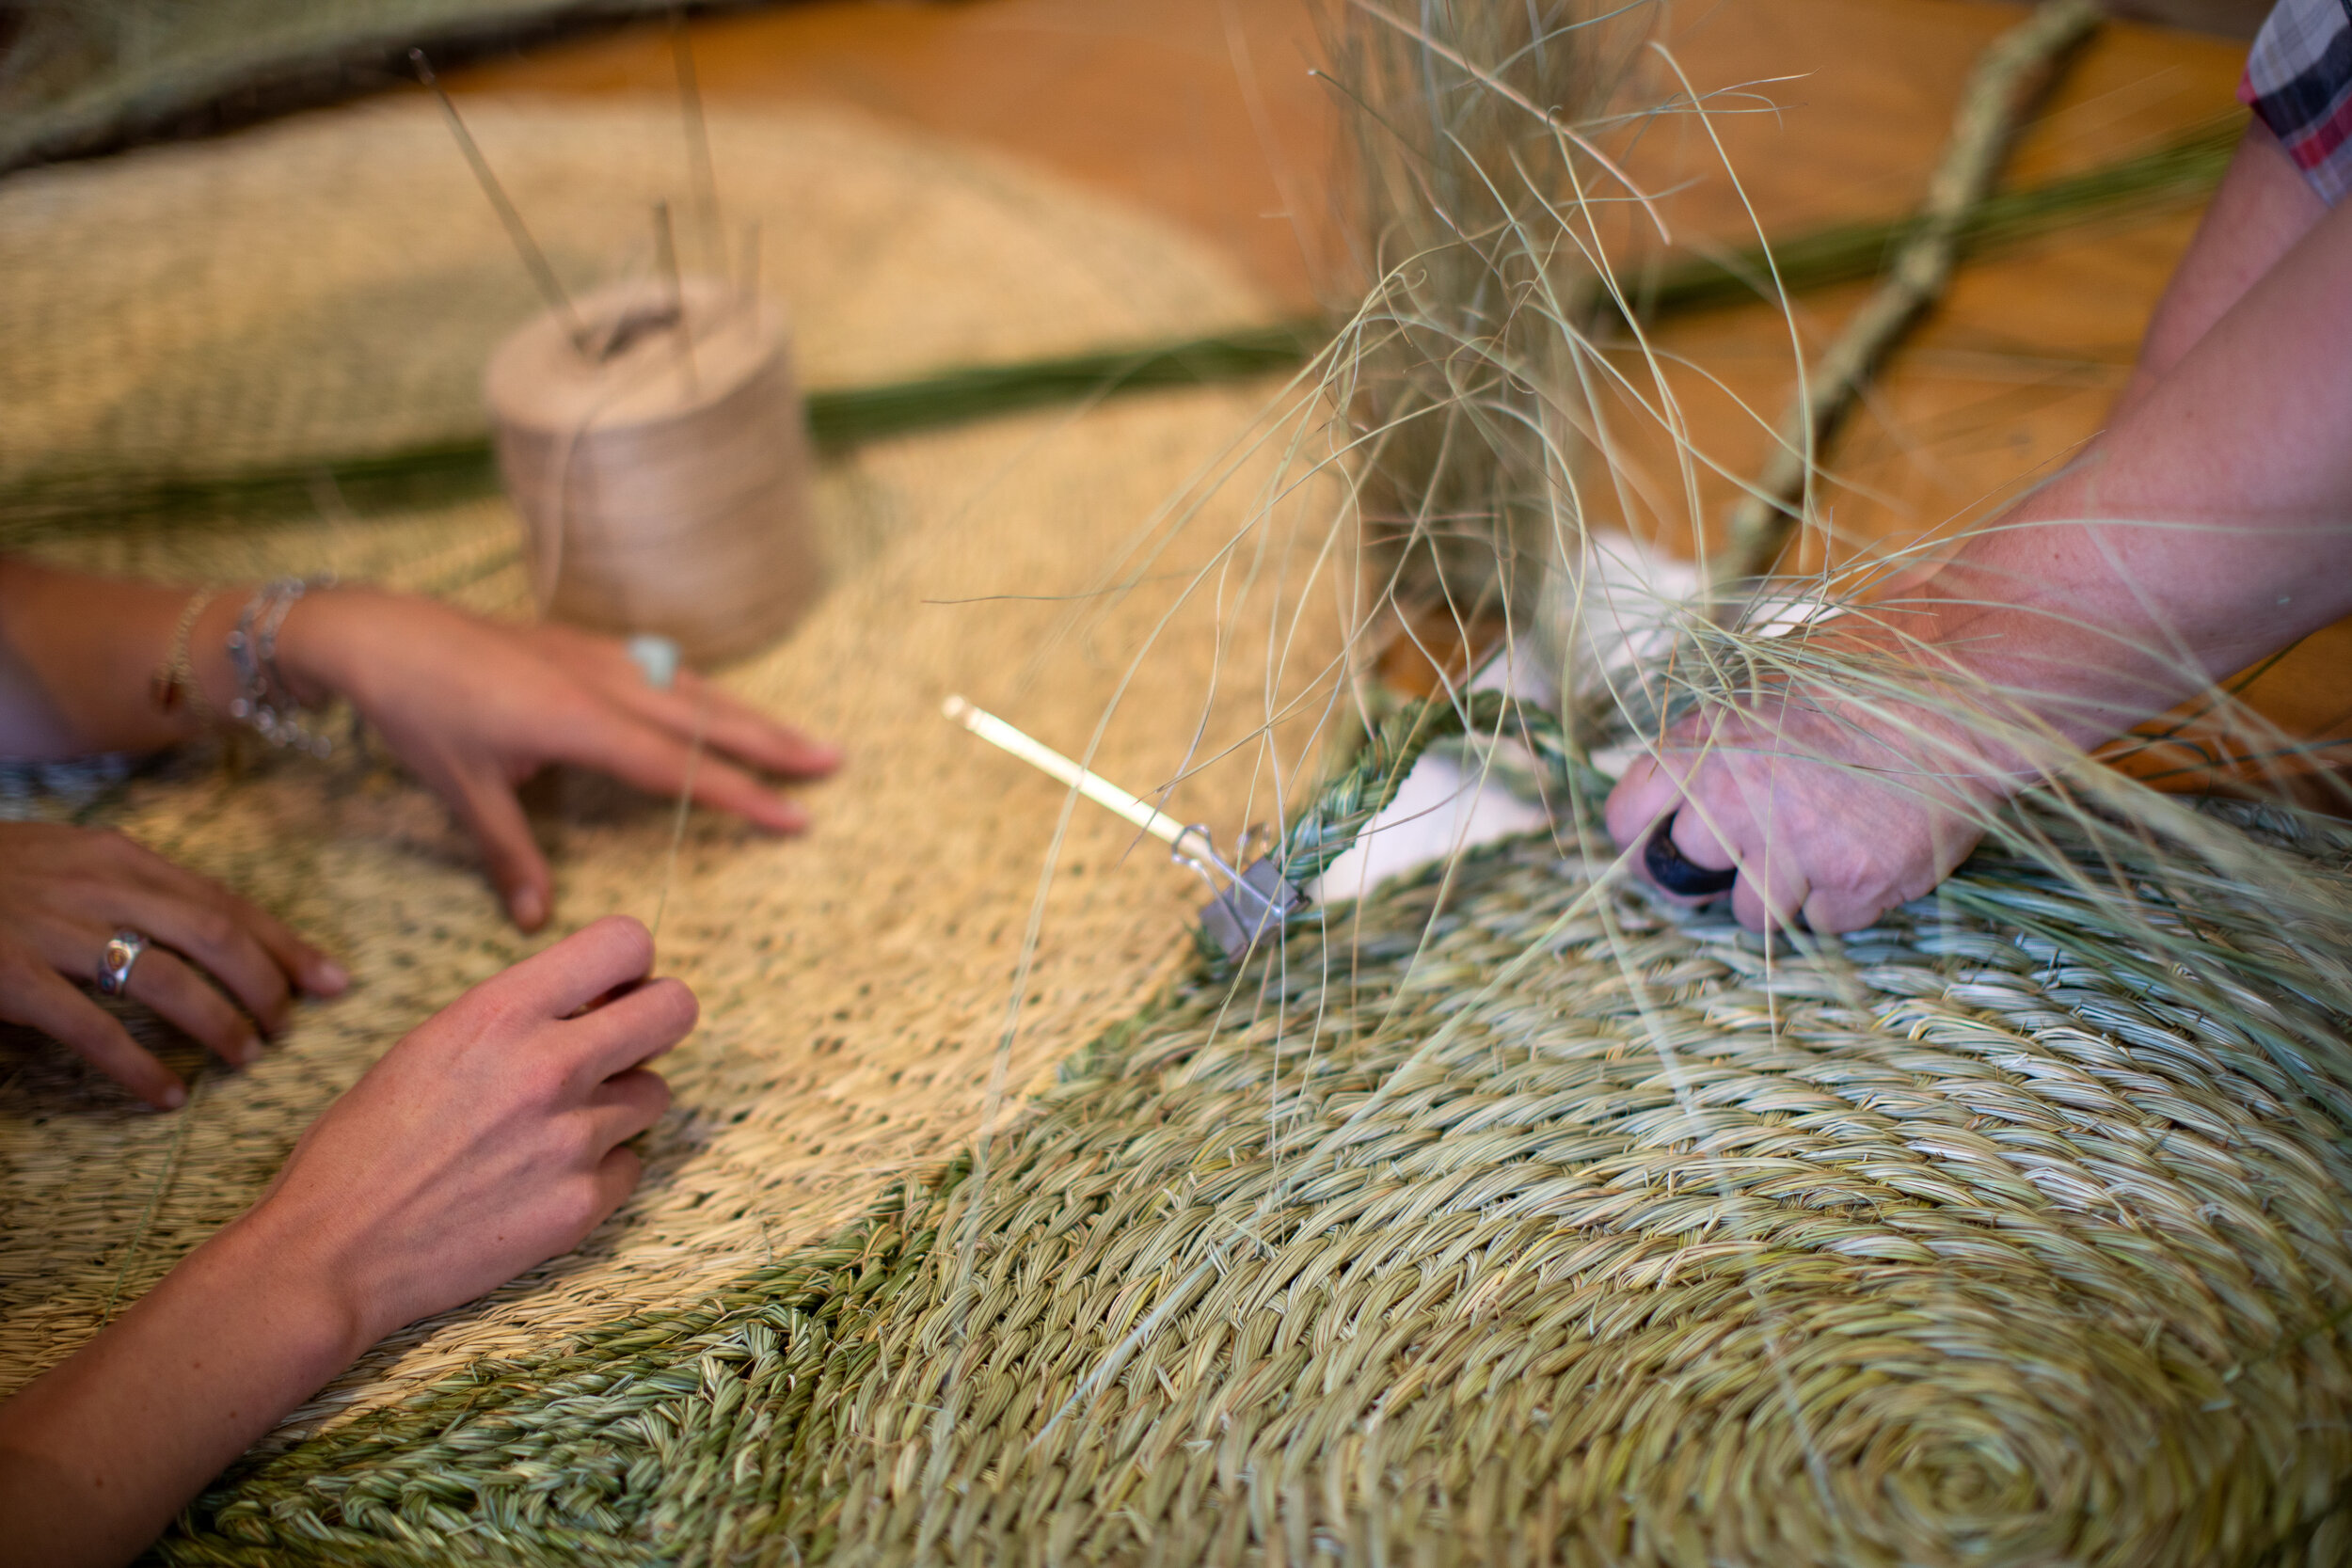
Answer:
941 695 1307 959
942 694 1190 848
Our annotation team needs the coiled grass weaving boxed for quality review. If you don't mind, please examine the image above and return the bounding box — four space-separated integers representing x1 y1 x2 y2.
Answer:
161 816 2352 1565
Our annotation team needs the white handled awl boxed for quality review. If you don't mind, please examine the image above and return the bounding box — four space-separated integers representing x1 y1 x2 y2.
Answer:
942 695 1304 958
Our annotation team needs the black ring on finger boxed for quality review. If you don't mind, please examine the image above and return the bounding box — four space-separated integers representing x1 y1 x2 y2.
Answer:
1643 813 1739 897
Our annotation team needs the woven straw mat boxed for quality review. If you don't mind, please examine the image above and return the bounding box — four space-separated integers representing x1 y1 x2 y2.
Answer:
170 828 2352 1564
0 98 1348 1434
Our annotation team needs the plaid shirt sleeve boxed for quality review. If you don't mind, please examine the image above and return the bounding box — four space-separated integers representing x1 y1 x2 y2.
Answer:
2241 0 2352 204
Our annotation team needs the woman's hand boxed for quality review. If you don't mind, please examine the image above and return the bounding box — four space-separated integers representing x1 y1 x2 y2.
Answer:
280 591 840 930
0 916 688 1568
0 822 347 1108
234 913 688 1340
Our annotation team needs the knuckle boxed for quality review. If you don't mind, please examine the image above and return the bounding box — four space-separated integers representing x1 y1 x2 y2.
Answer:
554 1170 621 1240
188 905 240 954
652 977 698 1030
539 1182 602 1245
465 985 535 1040
598 914 654 964
522 1053 580 1106
641 1070 674 1116
598 1151 643 1201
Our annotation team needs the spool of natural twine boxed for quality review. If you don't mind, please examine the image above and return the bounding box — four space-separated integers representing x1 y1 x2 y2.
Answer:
485 274 819 666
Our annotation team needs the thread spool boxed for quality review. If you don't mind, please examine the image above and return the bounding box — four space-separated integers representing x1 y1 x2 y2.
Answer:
485 274 820 666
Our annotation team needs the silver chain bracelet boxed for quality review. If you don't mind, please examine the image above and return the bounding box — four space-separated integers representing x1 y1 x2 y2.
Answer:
226 577 336 758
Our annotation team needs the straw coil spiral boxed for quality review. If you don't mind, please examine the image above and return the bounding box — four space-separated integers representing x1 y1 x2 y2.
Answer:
162 818 2352 1565
485 274 820 666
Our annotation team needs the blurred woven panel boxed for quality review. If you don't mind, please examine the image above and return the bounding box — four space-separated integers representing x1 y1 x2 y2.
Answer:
163 824 2352 1564
0 95 1272 523
0 100 1345 1433
0 0 788 173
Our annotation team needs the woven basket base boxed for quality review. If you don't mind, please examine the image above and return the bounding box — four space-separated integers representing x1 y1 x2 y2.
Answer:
162 830 2352 1565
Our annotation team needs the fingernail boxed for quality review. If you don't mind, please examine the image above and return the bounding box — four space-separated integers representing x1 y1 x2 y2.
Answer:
237 1035 264 1066
311 959 350 994
160 1083 187 1110
511 887 547 928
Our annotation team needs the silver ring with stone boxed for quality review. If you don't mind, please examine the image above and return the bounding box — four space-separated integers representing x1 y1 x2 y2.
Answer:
96 929 149 998
626 633 681 692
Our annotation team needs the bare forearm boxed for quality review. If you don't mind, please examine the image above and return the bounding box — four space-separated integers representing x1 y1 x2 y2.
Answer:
2113 120 2327 419
1883 173 2352 748
0 1217 365 1568
0 562 257 759
0 919 691 1566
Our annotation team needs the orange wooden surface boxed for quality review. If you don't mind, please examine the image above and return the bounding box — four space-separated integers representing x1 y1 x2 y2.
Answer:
447 0 1345 314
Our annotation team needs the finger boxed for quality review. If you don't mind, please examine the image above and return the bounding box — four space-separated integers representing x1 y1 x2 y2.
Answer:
693 703 842 779
1731 859 1808 933
35 918 261 1064
1668 807 1737 875
106 889 295 1037
582 1066 672 1148
1602 753 1681 850
91 832 348 997
489 915 657 1022
2 961 185 1108
1803 885 1885 936
588 1143 645 1226
210 887 348 999
447 762 553 930
122 946 264 1068
537 1145 645 1261
563 721 810 834
684 752 812 832
567 975 698 1084
622 678 843 779
1619 785 1740 904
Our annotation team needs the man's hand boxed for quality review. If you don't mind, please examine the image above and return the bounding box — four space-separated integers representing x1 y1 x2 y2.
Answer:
1604 683 1999 933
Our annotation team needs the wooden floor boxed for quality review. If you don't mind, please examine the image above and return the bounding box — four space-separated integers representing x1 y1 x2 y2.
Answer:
450 0 2241 308
451 0 2346 780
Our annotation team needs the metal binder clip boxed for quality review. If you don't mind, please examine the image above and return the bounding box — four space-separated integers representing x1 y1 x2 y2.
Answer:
942 695 1310 959
1197 854 1309 958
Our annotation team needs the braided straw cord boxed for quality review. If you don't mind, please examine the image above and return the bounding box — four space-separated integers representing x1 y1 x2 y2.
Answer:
153 808 2352 1565
1277 690 1585 888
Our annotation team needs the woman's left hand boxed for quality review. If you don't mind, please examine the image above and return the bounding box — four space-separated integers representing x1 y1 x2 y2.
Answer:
280 590 839 929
